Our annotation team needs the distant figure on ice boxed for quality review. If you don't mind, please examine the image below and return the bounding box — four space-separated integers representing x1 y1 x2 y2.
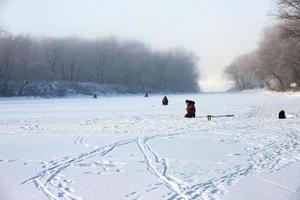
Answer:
162 96 168 105
185 100 196 118
93 94 97 99
145 92 149 97
278 110 286 119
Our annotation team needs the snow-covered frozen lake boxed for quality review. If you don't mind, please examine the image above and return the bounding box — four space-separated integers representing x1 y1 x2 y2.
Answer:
0 92 300 200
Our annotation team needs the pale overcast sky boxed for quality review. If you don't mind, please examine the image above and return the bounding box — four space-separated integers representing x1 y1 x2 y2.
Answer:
0 0 275 91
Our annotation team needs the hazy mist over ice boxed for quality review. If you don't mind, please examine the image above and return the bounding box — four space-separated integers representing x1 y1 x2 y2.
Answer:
0 0 275 91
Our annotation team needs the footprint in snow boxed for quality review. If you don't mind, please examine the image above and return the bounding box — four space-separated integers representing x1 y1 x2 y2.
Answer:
58 192 65 197
146 187 158 192
226 153 242 157
125 191 141 199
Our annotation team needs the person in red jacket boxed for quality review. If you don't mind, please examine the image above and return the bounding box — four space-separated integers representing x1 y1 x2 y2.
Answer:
185 100 196 118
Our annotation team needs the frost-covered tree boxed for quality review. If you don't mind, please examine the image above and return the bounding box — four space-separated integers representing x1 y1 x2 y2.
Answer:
225 53 261 90
275 0 300 38
225 25 300 91
0 32 200 96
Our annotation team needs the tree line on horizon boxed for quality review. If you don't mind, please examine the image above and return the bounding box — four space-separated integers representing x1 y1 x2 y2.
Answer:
225 0 300 91
0 30 200 96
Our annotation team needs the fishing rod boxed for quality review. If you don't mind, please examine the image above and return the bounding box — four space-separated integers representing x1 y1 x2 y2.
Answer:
197 114 234 121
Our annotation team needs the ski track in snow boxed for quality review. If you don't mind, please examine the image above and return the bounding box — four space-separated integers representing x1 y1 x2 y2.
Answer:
137 137 190 200
22 130 199 200
21 121 300 200
22 138 136 200
255 176 300 196
1 100 294 200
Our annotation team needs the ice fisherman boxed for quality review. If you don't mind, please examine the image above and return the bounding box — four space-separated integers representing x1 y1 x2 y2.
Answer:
185 100 196 118
162 96 168 105
278 110 286 119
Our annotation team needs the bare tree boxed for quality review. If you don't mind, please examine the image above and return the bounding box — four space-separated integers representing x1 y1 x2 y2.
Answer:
0 34 18 95
224 1 300 91
43 39 61 75
0 31 200 96
225 53 261 90
275 0 300 38
225 25 300 91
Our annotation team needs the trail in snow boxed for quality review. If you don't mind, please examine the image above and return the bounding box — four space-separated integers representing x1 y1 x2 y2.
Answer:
22 130 195 200
255 176 300 196
137 137 190 199
6 94 298 200
23 139 136 200
22 121 300 200
165 123 300 200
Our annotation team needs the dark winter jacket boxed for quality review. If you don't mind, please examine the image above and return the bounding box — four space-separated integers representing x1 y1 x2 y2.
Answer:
162 96 168 105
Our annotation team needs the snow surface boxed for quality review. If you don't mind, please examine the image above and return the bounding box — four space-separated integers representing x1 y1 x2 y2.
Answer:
0 92 300 200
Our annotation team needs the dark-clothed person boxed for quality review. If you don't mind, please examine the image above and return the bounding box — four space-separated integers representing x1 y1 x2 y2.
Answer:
279 110 286 119
162 96 168 105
